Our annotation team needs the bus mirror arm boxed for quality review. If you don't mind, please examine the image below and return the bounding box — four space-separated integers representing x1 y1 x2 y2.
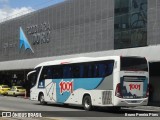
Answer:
27 70 36 80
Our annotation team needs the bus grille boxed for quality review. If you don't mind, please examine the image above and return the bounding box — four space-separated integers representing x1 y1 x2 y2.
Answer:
102 91 112 105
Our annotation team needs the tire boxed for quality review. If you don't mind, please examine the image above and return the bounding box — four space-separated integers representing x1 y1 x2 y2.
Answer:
39 93 47 105
63 103 69 107
13 93 16 97
83 95 92 111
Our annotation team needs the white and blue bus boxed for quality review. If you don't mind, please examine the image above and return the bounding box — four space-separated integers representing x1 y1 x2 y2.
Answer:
28 56 149 111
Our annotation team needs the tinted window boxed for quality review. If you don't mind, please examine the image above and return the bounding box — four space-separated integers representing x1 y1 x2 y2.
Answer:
83 64 94 78
2 85 9 88
121 57 148 71
53 66 63 79
83 60 114 78
72 65 80 78
40 60 114 79
39 67 48 80
17 87 24 89
63 66 73 78
28 67 41 88
114 0 147 49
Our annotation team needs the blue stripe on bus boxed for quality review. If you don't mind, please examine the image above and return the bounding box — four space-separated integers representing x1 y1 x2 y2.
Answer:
52 78 103 103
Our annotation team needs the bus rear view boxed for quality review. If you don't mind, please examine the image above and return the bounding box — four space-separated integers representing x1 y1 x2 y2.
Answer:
114 56 149 106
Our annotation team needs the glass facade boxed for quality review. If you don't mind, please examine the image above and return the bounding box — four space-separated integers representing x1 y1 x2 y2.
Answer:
114 0 147 49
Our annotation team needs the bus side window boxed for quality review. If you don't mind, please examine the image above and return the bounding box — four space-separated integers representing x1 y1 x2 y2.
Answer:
52 68 56 78
83 65 87 78
39 67 47 80
96 60 114 77
47 67 52 79
105 60 114 76
83 64 89 78
93 63 99 77
79 64 84 78
53 66 63 79
72 65 80 78
83 63 94 78
38 67 48 88
63 65 72 78
107 62 114 75
98 64 106 77
88 64 92 78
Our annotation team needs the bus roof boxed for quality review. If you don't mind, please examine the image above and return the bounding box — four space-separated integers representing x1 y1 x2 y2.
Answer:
34 56 146 68
34 56 121 68
35 57 92 68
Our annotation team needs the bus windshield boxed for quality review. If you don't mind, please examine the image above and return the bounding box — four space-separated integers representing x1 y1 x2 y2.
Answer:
121 57 148 71
28 67 41 88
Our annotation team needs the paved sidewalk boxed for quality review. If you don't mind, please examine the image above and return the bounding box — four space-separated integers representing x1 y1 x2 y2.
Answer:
126 106 160 111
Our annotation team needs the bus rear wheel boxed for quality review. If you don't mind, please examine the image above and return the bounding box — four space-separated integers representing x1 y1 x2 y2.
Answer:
39 93 47 105
83 95 92 111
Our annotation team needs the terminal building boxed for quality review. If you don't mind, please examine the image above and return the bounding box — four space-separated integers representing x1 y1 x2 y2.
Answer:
0 0 160 105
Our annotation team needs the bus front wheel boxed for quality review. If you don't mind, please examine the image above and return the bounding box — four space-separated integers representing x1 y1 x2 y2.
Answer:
39 93 47 105
83 95 92 111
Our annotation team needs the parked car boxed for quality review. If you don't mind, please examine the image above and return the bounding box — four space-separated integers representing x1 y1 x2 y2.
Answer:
7 86 26 96
0 85 10 95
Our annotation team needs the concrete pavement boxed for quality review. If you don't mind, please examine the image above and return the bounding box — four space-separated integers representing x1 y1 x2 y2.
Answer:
127 106 160 111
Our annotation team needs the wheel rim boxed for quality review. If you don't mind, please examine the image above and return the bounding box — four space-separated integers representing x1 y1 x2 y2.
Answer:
40 95 44 103
84 99 90 109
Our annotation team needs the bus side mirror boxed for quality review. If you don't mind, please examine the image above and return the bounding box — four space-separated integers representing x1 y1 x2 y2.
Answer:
27 70 36 80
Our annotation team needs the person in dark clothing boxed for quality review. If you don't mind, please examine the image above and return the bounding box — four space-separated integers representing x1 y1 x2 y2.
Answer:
25 79 30 97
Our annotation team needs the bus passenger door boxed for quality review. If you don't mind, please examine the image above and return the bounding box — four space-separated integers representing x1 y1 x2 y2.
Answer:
45 79 57 102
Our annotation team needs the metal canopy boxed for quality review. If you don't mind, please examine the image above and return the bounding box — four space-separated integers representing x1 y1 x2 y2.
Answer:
0 45 160 71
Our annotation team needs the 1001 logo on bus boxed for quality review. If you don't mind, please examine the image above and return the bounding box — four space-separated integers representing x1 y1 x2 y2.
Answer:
59 80 73 94
129 84 141 90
